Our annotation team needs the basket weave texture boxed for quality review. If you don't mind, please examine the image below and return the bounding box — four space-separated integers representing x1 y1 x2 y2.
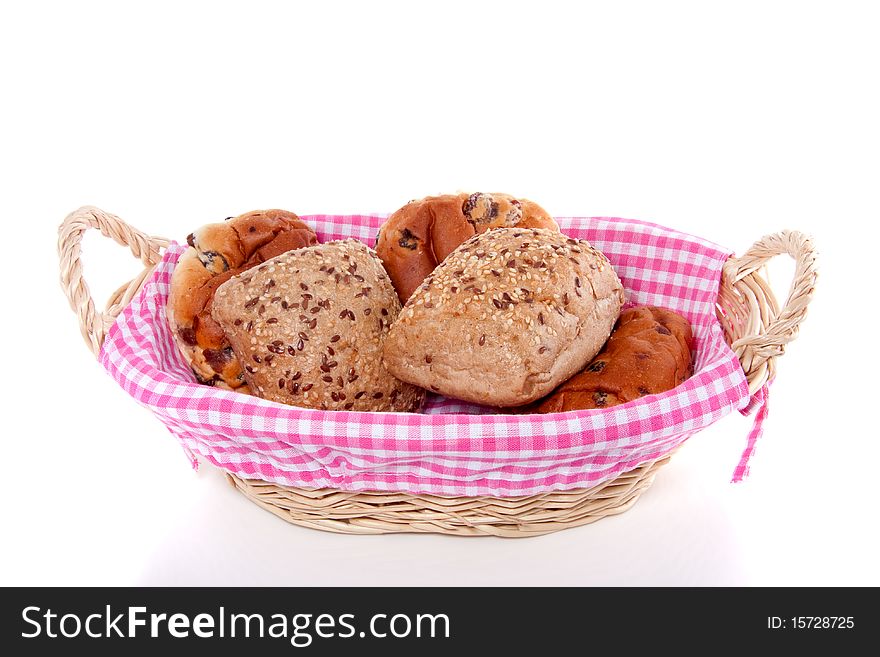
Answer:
59 207 816 536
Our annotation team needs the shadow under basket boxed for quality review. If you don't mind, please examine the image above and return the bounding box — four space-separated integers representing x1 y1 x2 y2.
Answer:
58 207 817 537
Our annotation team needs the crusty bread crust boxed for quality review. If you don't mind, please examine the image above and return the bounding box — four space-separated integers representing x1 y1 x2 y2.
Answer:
376 193 559 303
211 240 424 412
382 228 625 407
167 209 318 390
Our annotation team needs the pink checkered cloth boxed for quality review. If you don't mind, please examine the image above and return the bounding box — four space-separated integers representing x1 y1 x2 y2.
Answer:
99 215 766 497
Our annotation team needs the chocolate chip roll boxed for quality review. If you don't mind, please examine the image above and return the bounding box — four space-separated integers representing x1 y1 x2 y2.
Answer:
528 306 693 413
376 192 559 303
167 210 318 391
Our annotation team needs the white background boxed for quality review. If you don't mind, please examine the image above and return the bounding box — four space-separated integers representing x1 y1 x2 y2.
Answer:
1 1 878 585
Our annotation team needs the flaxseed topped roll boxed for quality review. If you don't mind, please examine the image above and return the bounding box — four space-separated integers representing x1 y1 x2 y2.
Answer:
211 239 424 412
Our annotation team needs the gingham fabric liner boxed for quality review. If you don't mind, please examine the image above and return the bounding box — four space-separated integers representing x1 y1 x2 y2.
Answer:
100 215 759 497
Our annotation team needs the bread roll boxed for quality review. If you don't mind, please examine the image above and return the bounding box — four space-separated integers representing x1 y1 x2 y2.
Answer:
211 239 424 412
168 210 318 390
527 306 693 412
376 192 559 302
382 227 625 407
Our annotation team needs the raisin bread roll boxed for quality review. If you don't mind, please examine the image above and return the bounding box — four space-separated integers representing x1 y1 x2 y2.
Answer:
382 227 625 407
211 240 424 412
376 192 559 302
168 210 318 390
528 306 693 413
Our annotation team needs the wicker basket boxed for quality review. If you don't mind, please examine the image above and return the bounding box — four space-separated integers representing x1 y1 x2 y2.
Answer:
58 207 817 537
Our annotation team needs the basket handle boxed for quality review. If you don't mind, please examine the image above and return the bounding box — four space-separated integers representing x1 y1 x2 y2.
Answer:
58 206 170 358
717 230 818 395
